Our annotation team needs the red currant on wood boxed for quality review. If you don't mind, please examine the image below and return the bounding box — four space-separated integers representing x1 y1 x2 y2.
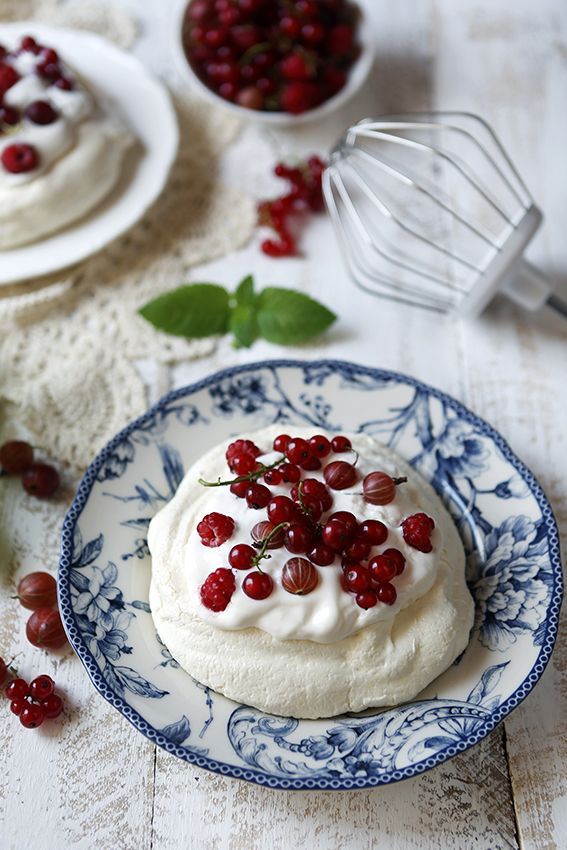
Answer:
41 692 64 718
20 703 46 728
22 463 60 498
0 440 34 474
6 678 28 700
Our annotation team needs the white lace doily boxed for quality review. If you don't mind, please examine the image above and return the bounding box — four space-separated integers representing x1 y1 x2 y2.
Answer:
0 0 255 469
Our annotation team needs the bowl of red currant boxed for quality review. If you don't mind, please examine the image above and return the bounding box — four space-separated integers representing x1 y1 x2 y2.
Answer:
170 0 374 124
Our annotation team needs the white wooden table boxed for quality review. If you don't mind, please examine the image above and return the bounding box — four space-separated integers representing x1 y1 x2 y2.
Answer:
2 1 566 848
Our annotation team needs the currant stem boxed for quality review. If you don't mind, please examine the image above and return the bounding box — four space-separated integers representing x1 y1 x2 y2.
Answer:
251 521 288 572
198 455 285 489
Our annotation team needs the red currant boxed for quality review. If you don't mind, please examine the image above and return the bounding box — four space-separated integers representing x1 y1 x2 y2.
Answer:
383 548 406 575
345 565 371 593
16 571 57 610
6 678 28 700
26 609 68 650
28 674 55 700
343 538 371 562
331 435 352 453
322 518 354 551
284 523 314 554
285 437 310 465
0 105 20 126
280 53 313 81
41 692 64 718
327 23 354 55
323 460 357 491
368 554 397 584
377 583 397 605
22 463 59 498
273 434 291 452
226 438 260 468
307 543 335 566
10 699 26 716
229 543 256 570
356 589 378 609
281 463 301 483
230 453 258 476
263 468 283 486
197 512 235 547
328 511 358 533
308 435 332 458
230 480 249 498
20 35 40 53
245 483 271 509
20 702 46 729
242 571 274 600
267 495 297 524
1 143 39 174
25 100 58 125
358 519 388 546
0 440 34 474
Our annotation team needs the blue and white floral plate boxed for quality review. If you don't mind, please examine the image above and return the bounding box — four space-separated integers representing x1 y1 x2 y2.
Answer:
58 360 563 790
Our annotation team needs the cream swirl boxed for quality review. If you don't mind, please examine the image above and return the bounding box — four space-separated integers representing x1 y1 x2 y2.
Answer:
148 427 455 644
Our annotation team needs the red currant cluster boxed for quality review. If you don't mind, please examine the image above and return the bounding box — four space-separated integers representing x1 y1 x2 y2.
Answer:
258 156 326 257
1 36 72 175
197 433 436 613
16 571 68 651
1 664 64 729
182 0 360 114
0 440 60 498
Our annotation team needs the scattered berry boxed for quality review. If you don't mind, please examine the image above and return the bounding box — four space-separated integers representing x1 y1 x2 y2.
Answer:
41 692 64 718
20 702 45 729
10 699 26 716
0 440 34 474
402 513 435 553
242 571 274 600
6 678 28 701
25 608 68 650
197 512 235 547
22 463 59 498
28 674 55 700
281 557 319 595
16 571 57 610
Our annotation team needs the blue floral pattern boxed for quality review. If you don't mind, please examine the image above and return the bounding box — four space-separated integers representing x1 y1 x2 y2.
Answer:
58 360 562 790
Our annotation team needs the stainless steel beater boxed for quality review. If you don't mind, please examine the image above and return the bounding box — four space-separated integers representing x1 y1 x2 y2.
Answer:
322 111 567 319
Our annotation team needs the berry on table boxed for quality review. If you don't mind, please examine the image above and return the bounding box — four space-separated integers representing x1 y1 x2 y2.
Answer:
28 674 55 701
19 703 46 729
197 512 235 547
25 608 68 650
41 692 64 718
242 571 274 600
0 440 34 474
6 678 28 701
22 463 60 498
16 571 57 610
10 699 26 716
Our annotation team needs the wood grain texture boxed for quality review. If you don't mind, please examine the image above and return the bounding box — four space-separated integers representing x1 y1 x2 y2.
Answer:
1 0 565 848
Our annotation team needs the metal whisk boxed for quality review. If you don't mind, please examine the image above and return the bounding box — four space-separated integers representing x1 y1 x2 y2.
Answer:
323 112 567 319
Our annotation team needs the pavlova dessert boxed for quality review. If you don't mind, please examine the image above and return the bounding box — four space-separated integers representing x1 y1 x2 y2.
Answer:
149 426 475 719
0 33 134 248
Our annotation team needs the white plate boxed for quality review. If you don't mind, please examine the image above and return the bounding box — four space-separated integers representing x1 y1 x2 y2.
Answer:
169 0 375 127
0 23 178 285
58 360 562 790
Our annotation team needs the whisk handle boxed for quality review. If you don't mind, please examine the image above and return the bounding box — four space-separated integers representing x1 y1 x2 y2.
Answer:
502 260 552 311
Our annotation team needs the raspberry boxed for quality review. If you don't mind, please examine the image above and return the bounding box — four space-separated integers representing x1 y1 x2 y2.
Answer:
197 512 235 547
401 513 435 553
226 438 260 469
200 568 236 611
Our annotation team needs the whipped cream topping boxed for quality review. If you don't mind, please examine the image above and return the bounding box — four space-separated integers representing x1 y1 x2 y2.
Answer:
1 43 93 187
149 427 449 644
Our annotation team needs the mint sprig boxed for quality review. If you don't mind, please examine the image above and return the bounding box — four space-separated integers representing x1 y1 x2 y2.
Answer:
139 276 336 348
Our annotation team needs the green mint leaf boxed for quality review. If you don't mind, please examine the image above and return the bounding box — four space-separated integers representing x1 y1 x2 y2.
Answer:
235 275 255 307
229 304 258 348
139 284 230 338
256 287 336 345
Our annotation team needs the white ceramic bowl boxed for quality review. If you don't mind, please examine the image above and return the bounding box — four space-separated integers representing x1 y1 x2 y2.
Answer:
169 0 374 127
